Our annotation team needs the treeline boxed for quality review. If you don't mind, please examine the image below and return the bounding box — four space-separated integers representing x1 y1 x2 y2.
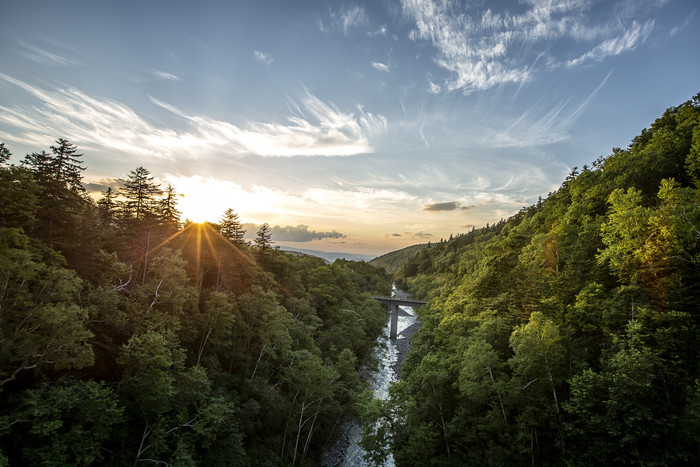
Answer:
360 94 700 465
369 243 429 275
0 140 391 465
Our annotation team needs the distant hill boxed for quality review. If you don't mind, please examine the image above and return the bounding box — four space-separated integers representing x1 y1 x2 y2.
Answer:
278 246 374 263
369 243 429 274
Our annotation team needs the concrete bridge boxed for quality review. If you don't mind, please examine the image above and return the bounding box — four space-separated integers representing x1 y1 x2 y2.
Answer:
372 296 427 339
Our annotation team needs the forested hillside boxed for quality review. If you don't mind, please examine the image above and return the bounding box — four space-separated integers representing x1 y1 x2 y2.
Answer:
0 140 391 465
369 243 429 275
360 94 700 465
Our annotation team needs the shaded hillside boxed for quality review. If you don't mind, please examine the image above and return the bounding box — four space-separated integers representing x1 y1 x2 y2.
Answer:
360 93 700 466
0 140 392 465
369 243 429 275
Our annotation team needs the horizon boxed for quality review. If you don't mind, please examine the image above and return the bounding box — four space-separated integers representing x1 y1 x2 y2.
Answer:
1 0 698 257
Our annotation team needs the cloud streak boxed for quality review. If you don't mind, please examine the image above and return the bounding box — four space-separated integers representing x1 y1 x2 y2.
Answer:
0 74 386 158
401 0 661 93
372 61 392 73
154 70 180 81
16 40 81 66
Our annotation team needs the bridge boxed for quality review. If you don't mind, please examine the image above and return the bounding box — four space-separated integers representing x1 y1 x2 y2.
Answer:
371 296 427 339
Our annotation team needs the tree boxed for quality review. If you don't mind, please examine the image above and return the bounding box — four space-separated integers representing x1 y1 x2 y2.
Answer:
120 166 162 220
219 208 246 246
50 138 85 194
254 223 272 250
158 184 181 227
96 186 118 226
20 140 89 249
0 229 94 386
0 142 10 165
10 378 123 466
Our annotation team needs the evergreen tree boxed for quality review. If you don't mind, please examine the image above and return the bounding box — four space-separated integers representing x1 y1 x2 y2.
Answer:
158 184 181 227
96 186 118 226
21 140 88 247
50 138 85 194
219 208 246 246
0 142 10 165
120 166 162 220
254 223 272 250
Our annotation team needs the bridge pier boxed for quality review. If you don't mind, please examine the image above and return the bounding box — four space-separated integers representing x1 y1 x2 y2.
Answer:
372 296 427 340
389 305 399 339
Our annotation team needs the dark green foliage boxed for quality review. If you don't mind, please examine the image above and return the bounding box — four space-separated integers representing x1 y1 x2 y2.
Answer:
363 92 700 465
218 207 246 246
0 141 392 465
369 243 429 275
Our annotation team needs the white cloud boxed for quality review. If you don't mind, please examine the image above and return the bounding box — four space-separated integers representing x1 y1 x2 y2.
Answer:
0 74 386 159
253 50 274 65
342 5 368 34
16 40 81 66
567 21 654 67
401 0 664 93
371 61 392 73
485 69 613 147
153 70 180 81
368 25 388 37
322 5 369 35
428 80 441 94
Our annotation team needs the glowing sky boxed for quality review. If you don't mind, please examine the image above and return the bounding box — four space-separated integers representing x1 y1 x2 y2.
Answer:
1 0 698 256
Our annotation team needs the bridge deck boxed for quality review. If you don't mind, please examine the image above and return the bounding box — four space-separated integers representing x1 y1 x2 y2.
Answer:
371 296 427 308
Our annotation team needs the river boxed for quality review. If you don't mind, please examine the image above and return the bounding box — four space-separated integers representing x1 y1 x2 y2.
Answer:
331 287 419 467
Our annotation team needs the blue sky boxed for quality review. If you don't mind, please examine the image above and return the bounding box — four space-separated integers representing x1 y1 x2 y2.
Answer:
1 0 698 256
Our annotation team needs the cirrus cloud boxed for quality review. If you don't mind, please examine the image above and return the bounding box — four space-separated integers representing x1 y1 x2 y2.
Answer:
401 0 662 93
0 73 386 159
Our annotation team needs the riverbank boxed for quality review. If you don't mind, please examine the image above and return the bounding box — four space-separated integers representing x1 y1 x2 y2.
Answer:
320 306 421 466
393 320 420 379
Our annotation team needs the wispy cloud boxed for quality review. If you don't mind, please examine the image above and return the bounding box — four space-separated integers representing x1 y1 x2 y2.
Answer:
567 21 654 67
486 69 613 147
16 40 81 66
321 5 368 35
254 50 274 65
368 25 388 37
342 5 368 34
401 0 664 93
0 74 387 158
371 61 392 73
670 9 695 36
153 70 180 81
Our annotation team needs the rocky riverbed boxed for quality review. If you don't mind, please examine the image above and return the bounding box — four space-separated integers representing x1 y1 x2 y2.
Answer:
319 302 421 466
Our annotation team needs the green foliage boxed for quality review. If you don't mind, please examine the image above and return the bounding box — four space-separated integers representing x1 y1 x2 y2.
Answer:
0 229 94 385
369 242 429 275
374 92 700 465
0 142 392 464
14 378 122 466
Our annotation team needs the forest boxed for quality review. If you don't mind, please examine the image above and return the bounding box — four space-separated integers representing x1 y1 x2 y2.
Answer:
0 139 392 465
359 94 700 465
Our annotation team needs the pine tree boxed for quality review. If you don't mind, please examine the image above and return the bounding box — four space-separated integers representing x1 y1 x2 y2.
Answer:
97 186 119 226
121 166 162 220
219 208 246 246
0 142 10 165
50 138 85 194
254 223 272 250
158 184 181 227
21 140 88 243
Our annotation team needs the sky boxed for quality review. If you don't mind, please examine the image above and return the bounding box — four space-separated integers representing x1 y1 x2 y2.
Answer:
1 0 698 258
